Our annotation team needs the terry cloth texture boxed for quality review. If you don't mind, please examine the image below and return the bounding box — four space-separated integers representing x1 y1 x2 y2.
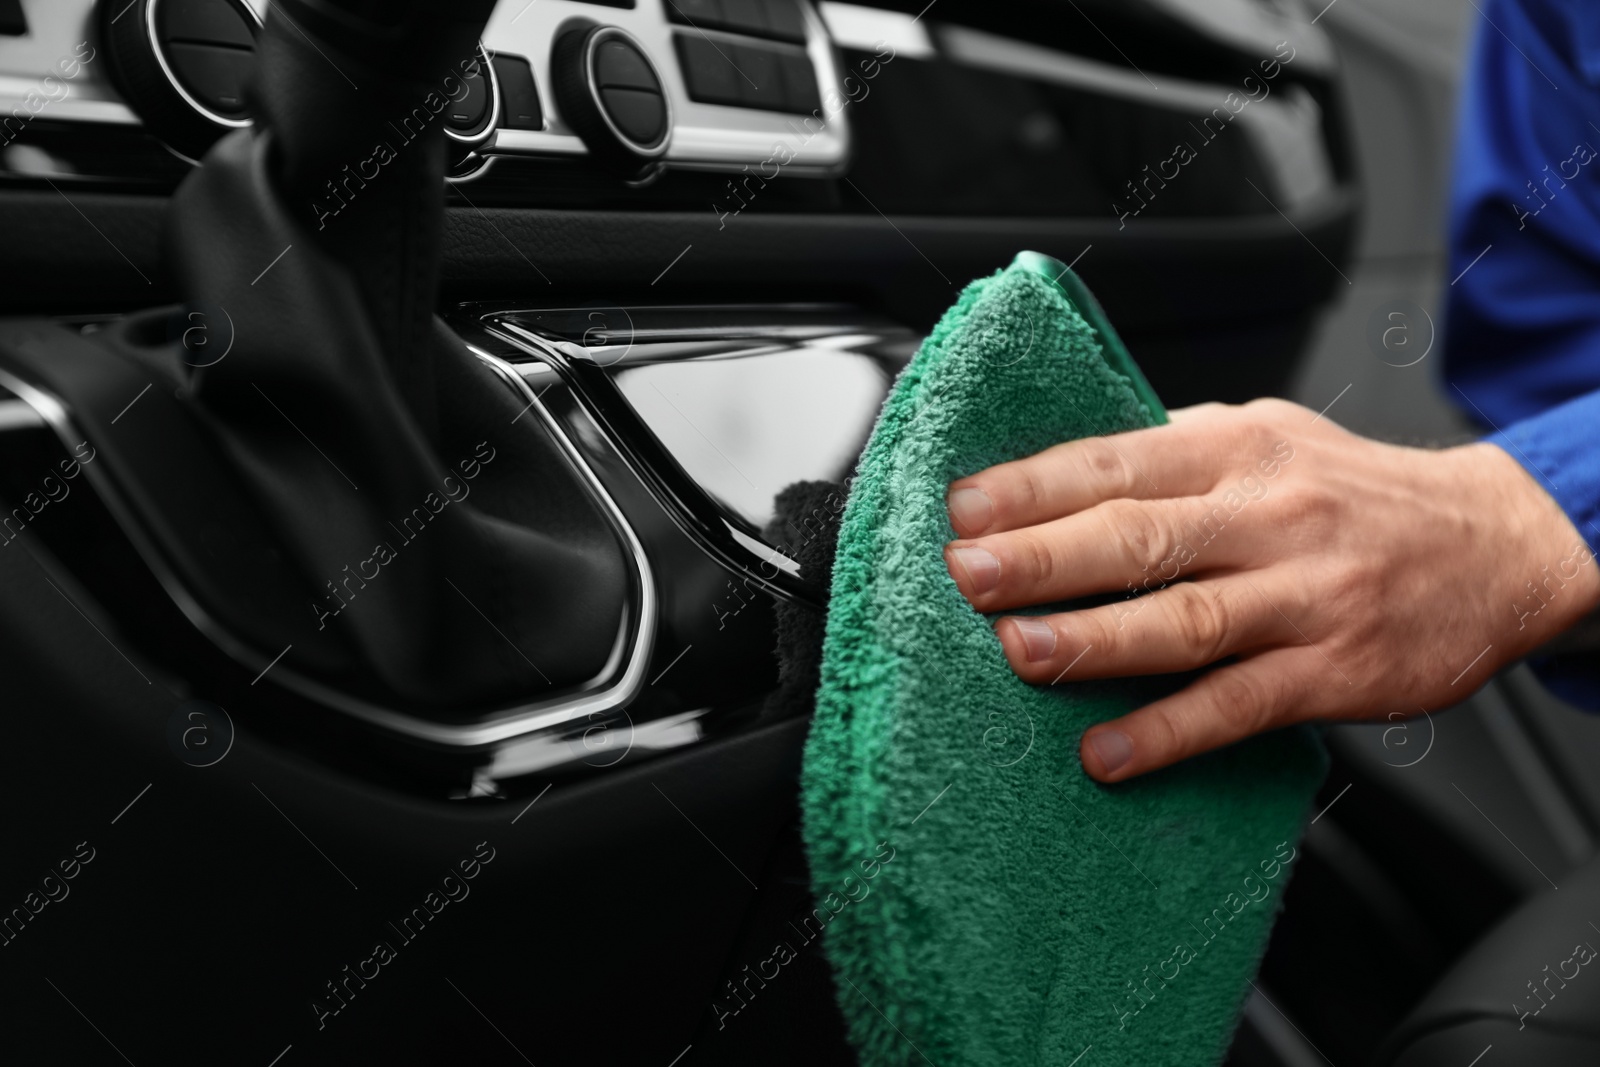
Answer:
800 252 1327 1067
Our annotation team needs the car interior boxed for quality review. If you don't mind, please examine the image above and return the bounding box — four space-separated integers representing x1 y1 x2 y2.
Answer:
4 0 1600 1063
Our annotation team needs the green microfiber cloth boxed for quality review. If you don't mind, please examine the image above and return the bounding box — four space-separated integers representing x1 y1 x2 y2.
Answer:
800 251 1327 1067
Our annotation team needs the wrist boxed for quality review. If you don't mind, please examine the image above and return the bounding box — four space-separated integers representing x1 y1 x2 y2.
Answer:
1469 441 1600 640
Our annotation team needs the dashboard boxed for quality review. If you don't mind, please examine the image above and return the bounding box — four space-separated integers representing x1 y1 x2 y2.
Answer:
0 0 1359 409
5 0 852 180
2 0 1339 200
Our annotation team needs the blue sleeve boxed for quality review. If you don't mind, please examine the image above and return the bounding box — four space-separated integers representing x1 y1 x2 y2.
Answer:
1444 0 1600 707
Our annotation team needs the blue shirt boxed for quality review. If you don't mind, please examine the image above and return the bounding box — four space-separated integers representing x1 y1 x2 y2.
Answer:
1445 0 1600 706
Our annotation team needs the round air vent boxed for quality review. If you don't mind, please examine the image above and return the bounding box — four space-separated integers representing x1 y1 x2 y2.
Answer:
99 0 261 160
551 23 671 174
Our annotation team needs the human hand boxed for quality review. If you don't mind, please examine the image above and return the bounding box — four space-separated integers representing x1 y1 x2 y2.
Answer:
942 398 1600 782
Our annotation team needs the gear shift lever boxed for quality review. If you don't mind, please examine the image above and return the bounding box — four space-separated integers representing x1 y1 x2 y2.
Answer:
0 0 631 710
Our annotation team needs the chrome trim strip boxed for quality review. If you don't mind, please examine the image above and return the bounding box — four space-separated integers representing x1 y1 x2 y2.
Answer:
0 346 657 750
479 0 848 174
444 43 503 148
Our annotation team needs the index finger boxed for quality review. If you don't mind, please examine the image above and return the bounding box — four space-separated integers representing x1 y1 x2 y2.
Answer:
947 420 1225 539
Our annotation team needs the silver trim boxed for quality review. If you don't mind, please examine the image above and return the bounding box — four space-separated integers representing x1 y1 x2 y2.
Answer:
479 0 849 174
146 0 261 129
817 2 936 57
0 347 657 750
444 43 502 149
582 24 672 158
445 152 498 184
3 0 850 177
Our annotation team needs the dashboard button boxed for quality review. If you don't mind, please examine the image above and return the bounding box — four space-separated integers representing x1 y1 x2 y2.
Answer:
665 0 724 27
734 43 785 110
166 41 253 116
445 62 491 132
667 0 807 44
492 54 544 130
675 34 742 106
0 0 25 37
677 35 819 115
719 0 768 36
777 49 821 112
761 0 807 44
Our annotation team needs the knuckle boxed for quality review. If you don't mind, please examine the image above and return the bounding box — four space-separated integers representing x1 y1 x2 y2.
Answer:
1244 396 1303 425
1165 583 1232 663
1077 439 1136 497
1073 608 1116 655
1101 500 1171 572
1205 668 1280 733
1241 421 1282 462
1324 556 1381 628
1009 529 1057 586
1277 483 1340 530
1144 702 1190 760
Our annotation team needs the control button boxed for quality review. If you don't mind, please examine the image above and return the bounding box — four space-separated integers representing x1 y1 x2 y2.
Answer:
666 0 807 44
600 87 667 144
551 24 671 170
157 0 255 49
595 39 660 91
733 43 784 110
665 0 724 27
677 34 819 115
777 48 821 112
166 41 254 116
446 61 490 133
719 0 768 36
492 54 544 130
761 0 807 44
674 34 742 106
0 0 24 37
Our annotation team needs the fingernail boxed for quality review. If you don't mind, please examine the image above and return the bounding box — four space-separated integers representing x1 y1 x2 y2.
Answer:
949 546 1001 594
1007 616 1056 662
1086 729 1133 775
948 487 993 535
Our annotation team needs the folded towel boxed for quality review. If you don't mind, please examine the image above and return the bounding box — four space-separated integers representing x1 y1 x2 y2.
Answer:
800 251 1326 1067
